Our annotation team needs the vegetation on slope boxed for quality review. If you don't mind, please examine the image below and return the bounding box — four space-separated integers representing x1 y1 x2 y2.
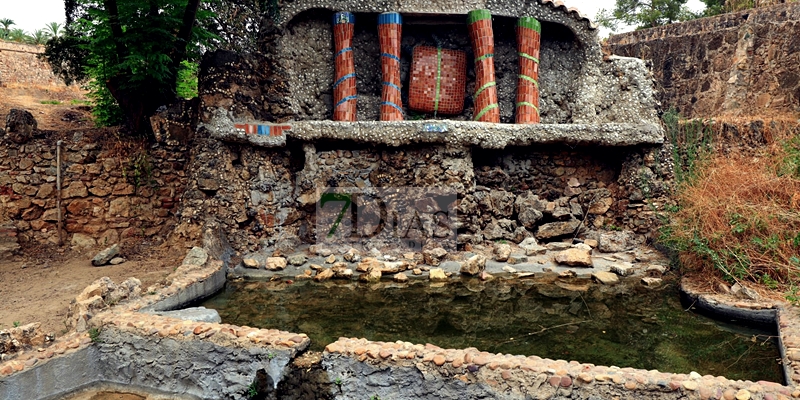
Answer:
659 111 800 301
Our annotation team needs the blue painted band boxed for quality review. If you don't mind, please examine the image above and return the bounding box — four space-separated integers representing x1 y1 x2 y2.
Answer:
378 12 402 25
333 73 356 89
257 125 270 136
335 95 358 109
382 82 401 92
381 52 400 62
380 101 405 114
334 12 355 25
336 47 353 58
333 47 353 58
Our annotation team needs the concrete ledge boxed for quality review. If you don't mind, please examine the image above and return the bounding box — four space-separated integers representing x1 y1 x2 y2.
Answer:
139 260 227 313
0 346 100 400
289 121 665 148
219 121 665 149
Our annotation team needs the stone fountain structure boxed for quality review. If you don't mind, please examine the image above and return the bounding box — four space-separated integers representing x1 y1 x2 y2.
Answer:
181 0 670 257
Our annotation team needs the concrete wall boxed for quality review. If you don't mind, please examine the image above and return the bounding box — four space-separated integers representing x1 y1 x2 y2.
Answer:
607 2 800 118
0 131 188 247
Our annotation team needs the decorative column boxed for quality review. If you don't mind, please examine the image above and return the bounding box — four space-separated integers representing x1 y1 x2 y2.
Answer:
378 12 403 121
468 9 500 123
516 17 541 124
333 12 357 121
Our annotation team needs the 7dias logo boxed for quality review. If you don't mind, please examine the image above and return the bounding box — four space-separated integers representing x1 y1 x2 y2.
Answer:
315 187 457 251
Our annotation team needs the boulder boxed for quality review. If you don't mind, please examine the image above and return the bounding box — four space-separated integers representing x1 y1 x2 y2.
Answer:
394 272 409 283
519 237 546 256
423 247 448 266
429 268 448 282
343 248 361 262
242 258 260 269
554 248 593 267
493 243 511 262
536 219 582 240
314 268 335 282
357 258 383 273
517 208 544 229
71 233 96 248
598 231 641 253
593 271 619 285
92 244 120 266
4 109 37 144
483 219 518 241
358 268 382 283
182 247 209 266
288 254 307 266
641 277 663 287
731 283 760 301
266 257 287 271
460 255 486 276
610 262 634 276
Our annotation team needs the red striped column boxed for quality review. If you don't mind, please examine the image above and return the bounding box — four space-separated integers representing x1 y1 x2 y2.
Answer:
516 17 541 124
379 12 403 121
468 9 500 123
333 12 357 121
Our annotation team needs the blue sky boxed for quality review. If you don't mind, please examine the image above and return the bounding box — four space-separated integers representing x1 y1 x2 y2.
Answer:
0 0 706 35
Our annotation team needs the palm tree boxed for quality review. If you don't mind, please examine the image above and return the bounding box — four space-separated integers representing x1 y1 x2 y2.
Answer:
0 18 14 39
28 29 49 45
8 28 29 43
44 22 61 38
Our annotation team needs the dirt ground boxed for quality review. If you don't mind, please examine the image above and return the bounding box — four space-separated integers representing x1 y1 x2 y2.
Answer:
0 85 188 336
0 242 186 335
0 84 93 131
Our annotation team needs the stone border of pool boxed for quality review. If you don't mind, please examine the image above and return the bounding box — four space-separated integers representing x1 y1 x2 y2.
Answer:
2 246 800 400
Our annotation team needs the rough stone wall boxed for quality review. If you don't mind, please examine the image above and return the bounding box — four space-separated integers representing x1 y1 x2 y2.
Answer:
95 329 295 400
0 132 188 247
177 137 671 254
607 2 800 118
0 42 75 88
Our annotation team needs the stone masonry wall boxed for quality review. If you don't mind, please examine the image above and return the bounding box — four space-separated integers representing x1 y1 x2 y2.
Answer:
607 2 800 118
0 130 188 248
0 41 75 88
177 136 671 254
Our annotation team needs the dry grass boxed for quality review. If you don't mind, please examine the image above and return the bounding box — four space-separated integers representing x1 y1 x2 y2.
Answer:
663 117 800 291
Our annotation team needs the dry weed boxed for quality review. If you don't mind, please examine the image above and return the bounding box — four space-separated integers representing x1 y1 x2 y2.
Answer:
664 120 800 289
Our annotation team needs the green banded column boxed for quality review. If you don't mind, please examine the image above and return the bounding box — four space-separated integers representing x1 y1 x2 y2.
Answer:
516 17 541 124
468 9 500 123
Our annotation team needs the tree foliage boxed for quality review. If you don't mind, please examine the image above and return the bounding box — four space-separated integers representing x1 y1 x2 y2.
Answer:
43 0 214 134
596 0 698 31
199 0 280 53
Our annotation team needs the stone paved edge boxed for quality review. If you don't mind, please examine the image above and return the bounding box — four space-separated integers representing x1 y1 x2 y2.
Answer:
323 337 797 398
0 332 91 378
0 253 310 382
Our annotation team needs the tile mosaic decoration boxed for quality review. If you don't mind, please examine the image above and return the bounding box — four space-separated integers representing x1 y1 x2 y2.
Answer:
516 17 541 124
468 9 500 123
379 12 404 121
333 11 357 121
234 123 292 137
408 46 467 115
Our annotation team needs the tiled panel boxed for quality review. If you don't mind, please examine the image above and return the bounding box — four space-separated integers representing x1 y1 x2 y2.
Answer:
408 46 467 115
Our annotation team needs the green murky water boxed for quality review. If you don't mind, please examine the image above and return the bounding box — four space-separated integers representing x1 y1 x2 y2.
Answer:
200 277 784 383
